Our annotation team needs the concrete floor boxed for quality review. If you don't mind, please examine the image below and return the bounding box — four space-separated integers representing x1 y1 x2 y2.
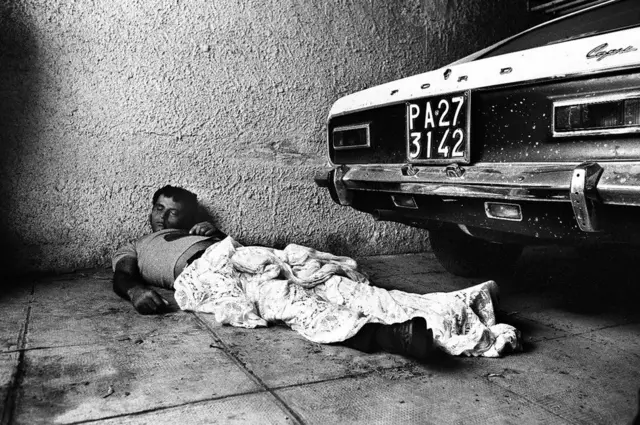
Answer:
1 246 639 424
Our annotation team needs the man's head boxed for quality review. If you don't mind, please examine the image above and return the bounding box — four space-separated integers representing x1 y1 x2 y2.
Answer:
149 185 199 232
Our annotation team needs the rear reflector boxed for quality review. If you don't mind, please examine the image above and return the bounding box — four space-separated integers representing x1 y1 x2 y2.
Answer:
333 123 370 150
484 202 522 221
553 92 640 137
391 194 418 209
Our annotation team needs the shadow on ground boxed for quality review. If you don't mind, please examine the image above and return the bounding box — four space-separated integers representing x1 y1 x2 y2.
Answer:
495 245 640 314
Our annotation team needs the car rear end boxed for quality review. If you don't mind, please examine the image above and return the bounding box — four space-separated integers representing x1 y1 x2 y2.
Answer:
317 0 640 247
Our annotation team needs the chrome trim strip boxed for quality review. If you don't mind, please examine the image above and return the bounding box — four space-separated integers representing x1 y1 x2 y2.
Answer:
569 162 603 232
332 123 371 150
359 182 570 203
553 126 640 137
333 166 353 206
329 161 640 207
553 90 640 107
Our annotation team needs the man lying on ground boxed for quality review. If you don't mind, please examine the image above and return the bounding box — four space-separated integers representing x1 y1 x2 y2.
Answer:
112 185 226 314
112 185 434 361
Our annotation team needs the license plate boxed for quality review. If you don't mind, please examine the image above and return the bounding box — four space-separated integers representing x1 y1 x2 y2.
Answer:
406 91 470 164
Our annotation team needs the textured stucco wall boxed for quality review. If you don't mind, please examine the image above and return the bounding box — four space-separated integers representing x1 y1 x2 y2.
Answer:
0 0 540 276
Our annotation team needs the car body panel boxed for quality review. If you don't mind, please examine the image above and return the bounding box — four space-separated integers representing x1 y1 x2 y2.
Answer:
329 27 640 119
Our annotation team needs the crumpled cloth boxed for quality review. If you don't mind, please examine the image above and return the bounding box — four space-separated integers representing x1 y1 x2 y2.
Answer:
174 237 522 357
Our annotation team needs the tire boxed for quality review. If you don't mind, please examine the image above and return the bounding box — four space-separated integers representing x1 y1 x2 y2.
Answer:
429 224 523 277
575 244 640 265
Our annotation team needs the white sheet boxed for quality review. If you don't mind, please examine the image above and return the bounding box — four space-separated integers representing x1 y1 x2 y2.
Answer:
174 237 521 357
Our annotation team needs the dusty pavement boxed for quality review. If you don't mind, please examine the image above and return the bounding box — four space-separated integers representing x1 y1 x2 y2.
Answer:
1 246 639 424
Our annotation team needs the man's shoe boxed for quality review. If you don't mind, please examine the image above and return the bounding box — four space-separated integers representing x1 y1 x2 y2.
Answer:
375 317 434 360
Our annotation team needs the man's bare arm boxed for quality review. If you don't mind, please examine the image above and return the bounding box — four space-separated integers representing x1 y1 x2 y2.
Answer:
113 257 168 315
189 221 227 239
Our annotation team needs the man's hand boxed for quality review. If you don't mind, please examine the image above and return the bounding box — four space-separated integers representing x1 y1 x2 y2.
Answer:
189 221 218 236
129 287 169 315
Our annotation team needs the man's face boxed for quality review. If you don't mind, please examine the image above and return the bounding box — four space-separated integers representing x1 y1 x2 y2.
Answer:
149 195 191 232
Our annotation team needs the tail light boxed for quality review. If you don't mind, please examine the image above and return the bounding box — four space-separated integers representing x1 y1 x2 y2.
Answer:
553 91 640 137
332 123 370 150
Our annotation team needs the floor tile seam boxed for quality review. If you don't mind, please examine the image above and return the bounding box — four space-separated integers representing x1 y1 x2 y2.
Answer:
62 388 277 425
192 313 307 425
5 327 212 355
508 311 630 333
1 285 34 425
2 340 123 355
572 330 640 359
265 365 415 392
480 376 581 425
366 273 452 285
358 253 435 261
514 314 640 343
362 271 443 278
504 313 574 339
368 270 449 277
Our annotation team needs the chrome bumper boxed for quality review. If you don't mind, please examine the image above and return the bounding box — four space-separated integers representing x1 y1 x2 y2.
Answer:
317 161 640 232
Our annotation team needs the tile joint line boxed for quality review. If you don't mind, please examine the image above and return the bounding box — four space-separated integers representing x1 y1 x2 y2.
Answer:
1 284 35 425
192 313 307 425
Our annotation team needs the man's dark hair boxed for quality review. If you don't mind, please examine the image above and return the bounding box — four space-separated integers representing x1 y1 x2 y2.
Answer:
152 185 199 221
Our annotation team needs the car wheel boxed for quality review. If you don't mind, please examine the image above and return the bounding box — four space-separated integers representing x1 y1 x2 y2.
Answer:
429 224 523 277
575 244 639 265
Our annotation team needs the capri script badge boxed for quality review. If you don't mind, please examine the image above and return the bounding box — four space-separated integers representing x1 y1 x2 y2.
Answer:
587 43 637 61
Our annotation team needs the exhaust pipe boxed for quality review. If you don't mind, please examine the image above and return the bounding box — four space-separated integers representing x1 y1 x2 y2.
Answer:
372 209 401 221
372 209 433 230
